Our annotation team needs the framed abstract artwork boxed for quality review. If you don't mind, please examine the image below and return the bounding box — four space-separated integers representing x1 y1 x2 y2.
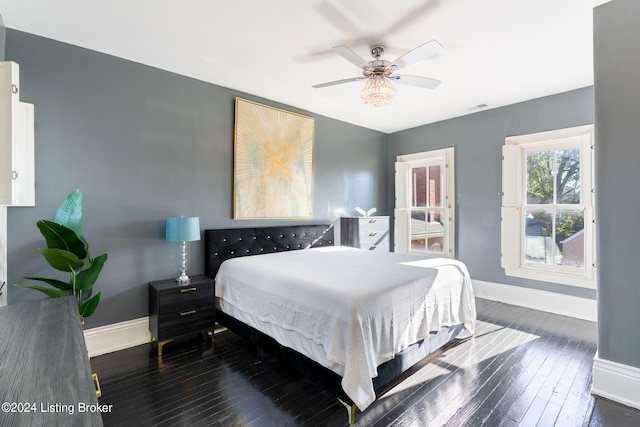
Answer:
233 98 314 219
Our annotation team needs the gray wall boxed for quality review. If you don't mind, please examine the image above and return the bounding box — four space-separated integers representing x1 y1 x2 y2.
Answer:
4 30 388 328
388 87 596 300
594 0 640 368
0 15 5 61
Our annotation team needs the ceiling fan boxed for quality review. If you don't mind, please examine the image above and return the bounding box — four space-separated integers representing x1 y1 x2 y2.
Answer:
313 40 443 107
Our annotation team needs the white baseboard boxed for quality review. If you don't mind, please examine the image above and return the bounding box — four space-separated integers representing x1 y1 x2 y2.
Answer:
84 316 150 358
592 355 640 410
472 279 597 322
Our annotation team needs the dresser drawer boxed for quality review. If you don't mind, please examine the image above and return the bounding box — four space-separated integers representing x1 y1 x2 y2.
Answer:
359 232 389 249
358 219 388 242
358 217 387 230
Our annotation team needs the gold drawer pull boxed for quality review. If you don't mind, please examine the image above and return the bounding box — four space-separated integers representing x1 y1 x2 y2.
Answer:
180 287 197 293
180 310 197 316
92 373 102 398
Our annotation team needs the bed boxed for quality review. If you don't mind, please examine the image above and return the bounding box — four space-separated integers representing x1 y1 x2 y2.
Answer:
204 224 476 423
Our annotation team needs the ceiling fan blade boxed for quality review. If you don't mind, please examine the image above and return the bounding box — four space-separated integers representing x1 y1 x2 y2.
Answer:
379 0 443 39
316 2 362 36
394 74 441 89
313 77 363 88
391 40 443 71
333 45 370 69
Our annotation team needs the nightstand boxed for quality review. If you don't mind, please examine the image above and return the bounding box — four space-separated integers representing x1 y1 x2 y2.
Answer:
149 275 215 356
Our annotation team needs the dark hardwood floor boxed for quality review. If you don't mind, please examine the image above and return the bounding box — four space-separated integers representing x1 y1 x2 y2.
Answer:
90 299 640 426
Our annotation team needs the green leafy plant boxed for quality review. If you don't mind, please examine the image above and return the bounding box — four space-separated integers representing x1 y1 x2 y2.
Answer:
14 189 108 317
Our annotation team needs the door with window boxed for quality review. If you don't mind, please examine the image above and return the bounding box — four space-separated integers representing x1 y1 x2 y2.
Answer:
395 148 455 257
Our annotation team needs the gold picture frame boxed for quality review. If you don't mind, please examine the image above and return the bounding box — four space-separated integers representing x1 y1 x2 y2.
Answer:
233 98 314 219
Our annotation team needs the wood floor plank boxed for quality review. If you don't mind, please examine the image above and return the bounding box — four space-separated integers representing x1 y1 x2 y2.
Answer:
478 334 560 425
518 340 576 425
367 321 498 426
435 309 556 426
90 298 640 427
554 348 597 427
451 331 556 425
536 401 563 427
496 334 568 423
375 301 548 426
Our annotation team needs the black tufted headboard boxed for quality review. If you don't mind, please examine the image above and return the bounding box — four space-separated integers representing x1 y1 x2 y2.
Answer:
204 224 334 278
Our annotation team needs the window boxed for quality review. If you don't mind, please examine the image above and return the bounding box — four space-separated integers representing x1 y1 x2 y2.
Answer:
501 125 595 288
395 148 455 257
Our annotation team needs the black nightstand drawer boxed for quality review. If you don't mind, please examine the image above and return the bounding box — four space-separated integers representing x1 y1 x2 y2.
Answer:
156 306 214 340
157 284 214 314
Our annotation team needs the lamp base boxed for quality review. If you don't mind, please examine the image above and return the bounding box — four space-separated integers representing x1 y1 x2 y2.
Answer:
176 273 191 285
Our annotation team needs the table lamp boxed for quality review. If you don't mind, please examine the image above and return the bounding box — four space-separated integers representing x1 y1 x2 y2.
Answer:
166 216 200 284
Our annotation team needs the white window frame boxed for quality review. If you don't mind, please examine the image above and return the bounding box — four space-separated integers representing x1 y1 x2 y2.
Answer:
395 147 455 258
501 124 596 288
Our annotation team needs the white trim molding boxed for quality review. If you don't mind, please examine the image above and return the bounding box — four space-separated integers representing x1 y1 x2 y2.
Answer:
593 355 640 411
472 279 597 322
84 316 150 358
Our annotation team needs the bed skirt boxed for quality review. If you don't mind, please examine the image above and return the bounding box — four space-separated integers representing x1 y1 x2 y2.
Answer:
216 308 464 406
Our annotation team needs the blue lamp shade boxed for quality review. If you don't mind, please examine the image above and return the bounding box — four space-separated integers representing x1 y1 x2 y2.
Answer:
166 217 200 243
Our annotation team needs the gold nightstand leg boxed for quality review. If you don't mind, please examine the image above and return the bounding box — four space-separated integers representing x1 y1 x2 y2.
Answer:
150 332 174 357
92 373 102 398
157 339 173 357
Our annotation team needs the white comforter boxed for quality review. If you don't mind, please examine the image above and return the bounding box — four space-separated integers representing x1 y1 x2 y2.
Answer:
215 246 476 410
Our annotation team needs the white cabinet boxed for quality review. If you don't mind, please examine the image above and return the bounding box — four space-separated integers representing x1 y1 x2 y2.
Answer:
0 61 35 206
12 102 35 206
340 216 390 251
0 61 18 206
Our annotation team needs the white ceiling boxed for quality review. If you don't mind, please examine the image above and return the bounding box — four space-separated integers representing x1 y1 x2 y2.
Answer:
0 0 602 133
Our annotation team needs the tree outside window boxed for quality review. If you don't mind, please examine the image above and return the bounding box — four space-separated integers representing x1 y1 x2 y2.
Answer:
525 148 584 268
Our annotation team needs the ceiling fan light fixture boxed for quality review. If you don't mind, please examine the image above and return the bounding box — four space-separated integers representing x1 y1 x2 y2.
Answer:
360 75 397 107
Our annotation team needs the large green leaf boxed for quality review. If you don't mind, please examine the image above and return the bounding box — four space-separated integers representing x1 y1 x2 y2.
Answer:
53 189 83 236
38 248 84 272
79 292 101 317
75 253 108 291
37 220 88 260
13 284 69 298
24 276 72 291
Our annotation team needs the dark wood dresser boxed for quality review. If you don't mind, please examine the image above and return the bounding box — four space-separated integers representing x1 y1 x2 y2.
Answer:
0 296 103 427
340 216 390 251
149 275 215 356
